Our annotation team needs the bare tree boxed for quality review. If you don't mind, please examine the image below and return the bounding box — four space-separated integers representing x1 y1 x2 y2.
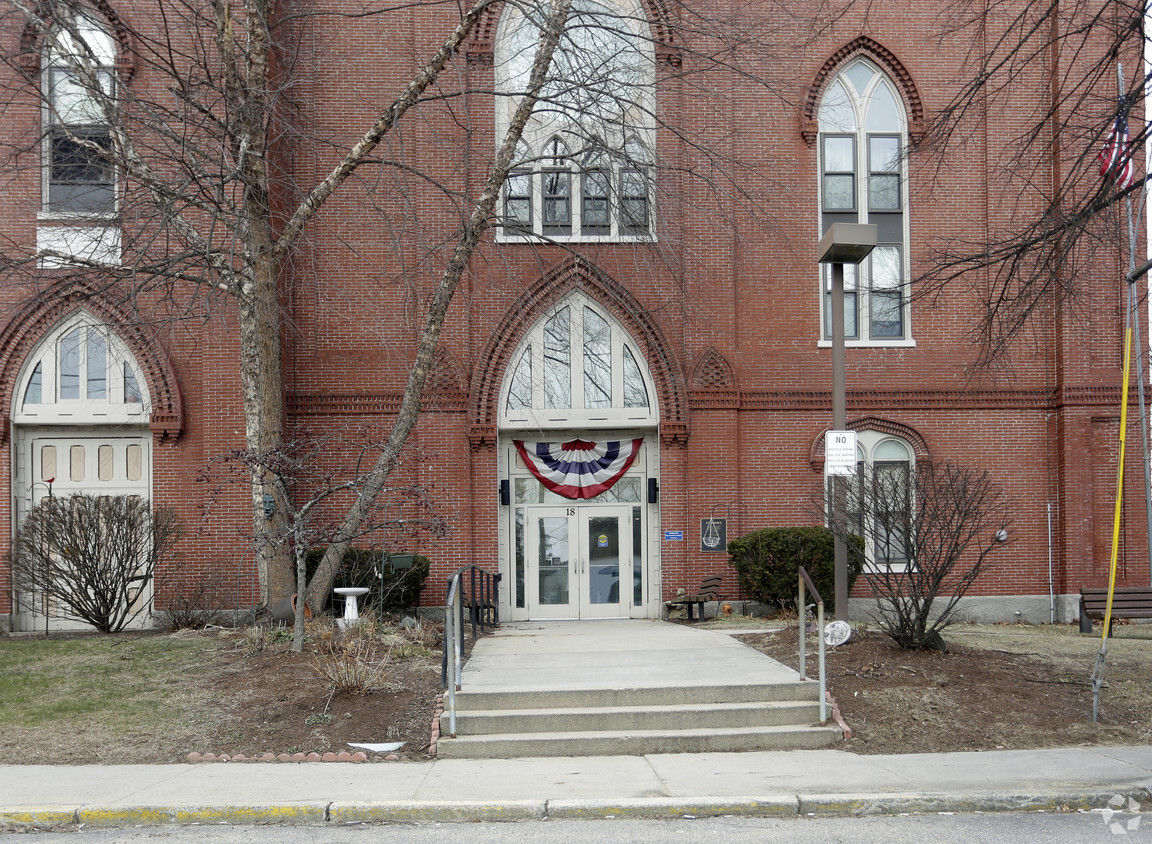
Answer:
915 0 1146 366
825 460 1013 650
10 494 182 633
201 425 446 651
0 0 572 609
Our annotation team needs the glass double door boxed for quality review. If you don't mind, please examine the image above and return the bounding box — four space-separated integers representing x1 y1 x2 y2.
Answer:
527 505 632 618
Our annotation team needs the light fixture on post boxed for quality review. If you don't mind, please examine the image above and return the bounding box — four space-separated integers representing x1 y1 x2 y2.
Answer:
817 222 876 622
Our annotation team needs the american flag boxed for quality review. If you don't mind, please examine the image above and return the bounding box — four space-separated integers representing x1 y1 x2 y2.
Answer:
1099 98 1136 190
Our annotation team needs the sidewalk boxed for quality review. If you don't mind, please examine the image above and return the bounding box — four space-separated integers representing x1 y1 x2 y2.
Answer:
2 746 1150 828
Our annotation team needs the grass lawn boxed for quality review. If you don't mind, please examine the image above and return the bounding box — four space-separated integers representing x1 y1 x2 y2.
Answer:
0 632 223 763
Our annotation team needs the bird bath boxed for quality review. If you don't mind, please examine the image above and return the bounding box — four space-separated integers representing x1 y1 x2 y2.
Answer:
334 587 370 629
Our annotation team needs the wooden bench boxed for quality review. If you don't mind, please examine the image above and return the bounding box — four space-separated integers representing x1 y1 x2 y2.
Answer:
1079 586 1152 634
665 574 724 622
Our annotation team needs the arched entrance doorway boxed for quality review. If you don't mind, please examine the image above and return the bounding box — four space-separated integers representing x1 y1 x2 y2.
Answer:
10 313 153 631
498 293 660 620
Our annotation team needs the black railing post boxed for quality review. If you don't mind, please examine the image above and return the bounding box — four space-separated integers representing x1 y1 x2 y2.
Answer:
442 565 503 689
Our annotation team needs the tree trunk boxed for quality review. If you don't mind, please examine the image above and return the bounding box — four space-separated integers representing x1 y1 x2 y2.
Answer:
238 253 292 608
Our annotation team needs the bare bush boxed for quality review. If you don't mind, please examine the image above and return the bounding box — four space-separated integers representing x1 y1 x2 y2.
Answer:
826 461 1012 650
157 581 223 632
10 495 182 634
308 624 391 694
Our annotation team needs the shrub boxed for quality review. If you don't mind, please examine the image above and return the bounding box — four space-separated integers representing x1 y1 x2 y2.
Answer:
305 548 430 616
830 461 1012 650
157 581 222 631
10 495 182 633
728 526 861 615
308 625 390 695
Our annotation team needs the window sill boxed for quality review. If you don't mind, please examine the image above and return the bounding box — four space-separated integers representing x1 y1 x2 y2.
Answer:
37 211 119 223
495 231 656 245
817 338 916 349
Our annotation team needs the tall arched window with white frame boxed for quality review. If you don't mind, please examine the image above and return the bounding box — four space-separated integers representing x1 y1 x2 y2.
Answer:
818 58 910 344
495 0 656 241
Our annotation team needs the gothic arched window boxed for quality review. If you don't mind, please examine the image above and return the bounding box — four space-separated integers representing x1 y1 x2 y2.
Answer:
15 315 150 424
818 58 910 344
501 294 656 428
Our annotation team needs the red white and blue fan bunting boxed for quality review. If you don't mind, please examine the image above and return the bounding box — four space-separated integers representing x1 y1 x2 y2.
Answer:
514 438 643 500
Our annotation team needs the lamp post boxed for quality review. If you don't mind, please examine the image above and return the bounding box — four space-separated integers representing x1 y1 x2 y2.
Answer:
817 223 876 621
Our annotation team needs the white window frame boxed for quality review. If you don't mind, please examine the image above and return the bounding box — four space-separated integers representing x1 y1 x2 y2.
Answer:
39 11 118 220
493 0 656 243
830 430 914 572
14 313 150 425
500 293 658 430
817 59 913 347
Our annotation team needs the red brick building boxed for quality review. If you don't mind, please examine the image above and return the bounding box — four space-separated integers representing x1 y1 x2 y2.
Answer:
0 0 1146 630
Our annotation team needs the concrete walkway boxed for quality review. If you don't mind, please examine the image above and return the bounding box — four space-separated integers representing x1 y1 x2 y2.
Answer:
457 619 800 692
1 747 1150 828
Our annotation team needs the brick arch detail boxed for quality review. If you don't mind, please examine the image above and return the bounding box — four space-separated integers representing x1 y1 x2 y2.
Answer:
468 257 688 447
426 345 470 411
810 416 931 469
690 347 736 391
800 36 924 146
18 0 138 81
466 0 679 65
0 293 184 444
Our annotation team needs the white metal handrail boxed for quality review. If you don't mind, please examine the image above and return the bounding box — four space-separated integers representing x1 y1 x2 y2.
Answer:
797 567 828 726
443 575 462 738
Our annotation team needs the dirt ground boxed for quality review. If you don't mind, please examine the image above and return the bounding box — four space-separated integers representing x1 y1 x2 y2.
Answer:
4 618 1149 763
198 622 446 761
194 618 1152 761
737 621 1152 754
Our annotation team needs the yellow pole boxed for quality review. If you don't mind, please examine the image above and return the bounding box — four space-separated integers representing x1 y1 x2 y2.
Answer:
1093 324 1132 721
1103 325 1134 644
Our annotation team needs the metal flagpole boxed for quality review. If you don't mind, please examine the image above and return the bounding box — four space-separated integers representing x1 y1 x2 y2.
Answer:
1093 63 1145 722
1117 62 1152 591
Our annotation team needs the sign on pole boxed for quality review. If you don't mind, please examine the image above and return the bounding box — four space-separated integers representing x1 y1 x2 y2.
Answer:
825 430 857 476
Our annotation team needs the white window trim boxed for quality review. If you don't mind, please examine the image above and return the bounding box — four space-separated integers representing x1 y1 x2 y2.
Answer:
40 13 119 218
843 429 914 573
14 313 150 425
493 0 656 244
817 60 911 346
497 157 654 243
500 293 658 430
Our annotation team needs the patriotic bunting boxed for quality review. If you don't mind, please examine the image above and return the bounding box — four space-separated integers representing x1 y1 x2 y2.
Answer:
514 438 644 500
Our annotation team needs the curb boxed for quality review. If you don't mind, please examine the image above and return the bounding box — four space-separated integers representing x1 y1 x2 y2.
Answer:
796 788 1152 816
329 800 546 823
546 796 799 819
2 787 1148 829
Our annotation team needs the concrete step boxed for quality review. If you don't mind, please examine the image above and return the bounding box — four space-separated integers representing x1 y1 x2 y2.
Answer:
451 681 822 711
443 699 823 735
435 723 845 759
